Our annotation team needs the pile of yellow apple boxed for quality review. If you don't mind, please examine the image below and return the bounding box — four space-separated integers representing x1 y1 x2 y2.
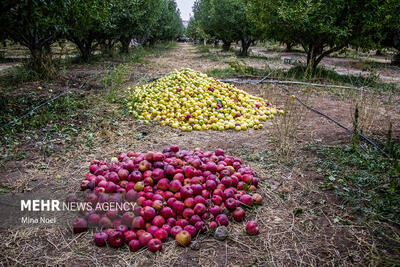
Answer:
126 68 282 131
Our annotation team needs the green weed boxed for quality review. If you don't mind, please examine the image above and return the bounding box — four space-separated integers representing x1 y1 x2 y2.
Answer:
311 143 400 224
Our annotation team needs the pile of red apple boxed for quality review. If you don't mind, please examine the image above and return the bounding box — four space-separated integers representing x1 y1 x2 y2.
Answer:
73 146 261 253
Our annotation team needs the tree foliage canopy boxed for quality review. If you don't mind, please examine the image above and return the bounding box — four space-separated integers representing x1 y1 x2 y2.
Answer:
247 0 386 72
192 0 259 55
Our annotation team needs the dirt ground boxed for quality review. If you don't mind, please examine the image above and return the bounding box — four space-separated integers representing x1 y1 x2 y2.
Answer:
0 43 399 266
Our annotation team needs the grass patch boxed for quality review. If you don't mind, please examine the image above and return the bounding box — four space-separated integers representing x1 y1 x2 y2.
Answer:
206 67 239 78
0 90 92 159
249 54 281 61
196 45 210 53
310 143 400 224
102 64 130 103
0 65 43 90
206 60 269 78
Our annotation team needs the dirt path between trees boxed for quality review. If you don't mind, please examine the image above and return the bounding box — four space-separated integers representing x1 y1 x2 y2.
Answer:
0 43 398 266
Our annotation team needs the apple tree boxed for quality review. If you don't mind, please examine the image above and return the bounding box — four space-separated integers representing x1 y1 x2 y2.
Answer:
147 0 184 45
380 0 400 65
109 0 163 53
1 0 66 74
64 0 110 61
194 0 259 55
247 0 383 74
186 17 209 43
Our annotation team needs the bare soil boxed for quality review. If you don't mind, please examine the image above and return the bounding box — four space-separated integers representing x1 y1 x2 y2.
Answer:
0 43 399 266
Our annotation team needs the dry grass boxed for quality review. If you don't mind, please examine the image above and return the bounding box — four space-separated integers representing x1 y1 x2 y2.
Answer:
1 43 399 266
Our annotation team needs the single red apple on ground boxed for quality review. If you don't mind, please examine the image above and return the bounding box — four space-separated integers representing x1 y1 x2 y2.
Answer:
246 221 260 235
72 218 87 233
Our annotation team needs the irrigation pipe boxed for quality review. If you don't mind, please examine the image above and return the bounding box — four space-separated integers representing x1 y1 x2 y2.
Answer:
280 85 390 157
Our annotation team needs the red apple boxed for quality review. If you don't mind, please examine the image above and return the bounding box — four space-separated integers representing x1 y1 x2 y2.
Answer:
118 169 129 180
160 207 175 219
172 200 185 214
216 214 229 226
126 190 138 202
209 206 221 216
194 221 206 232
152 215 165 227
143 206 156 221
184 197 195 208
154 228 168 241
208 221 218 229
87 213 100 226
139 232 153 246
72 218 87 233
108 230 124 247
206 180 217 191
132 216 145 229
232 207 245 222
147 225 159 236
171 226 183 237
121 212 135 227
193 203 206 215
169 180 182 192
147 238 162 252
124 230 137 243
183 225 197 238
240 194 253 206
94 232 108 246
246 221 260 235
129 171 142 182
211 195 223 205
176 219 189 228
225 198 238 211
116 224 128 233
170 145 179 152
127 240 141 253
173 173 184 183
167 217 176 226
98 216 113 229
182 208 194 219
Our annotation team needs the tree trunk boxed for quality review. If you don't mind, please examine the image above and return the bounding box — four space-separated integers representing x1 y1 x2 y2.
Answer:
75 39 93 62
285 42 293 52
222 40 231 51
239 39 252 57
27 45 54 76
304 44 344 77
393 51 400 66
120 37 131 54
